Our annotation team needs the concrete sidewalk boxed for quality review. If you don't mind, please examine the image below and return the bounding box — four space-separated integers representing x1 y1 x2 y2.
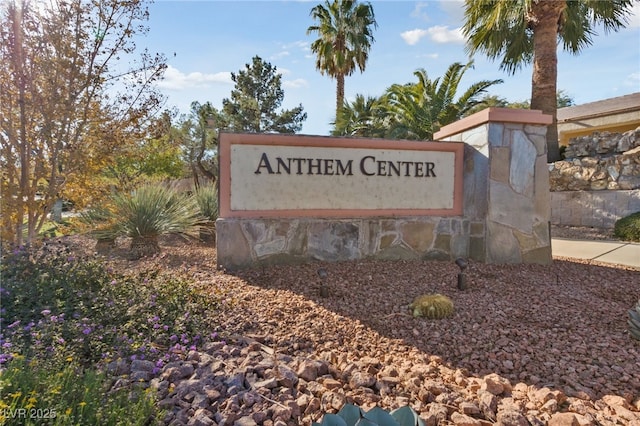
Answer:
552 238 640 269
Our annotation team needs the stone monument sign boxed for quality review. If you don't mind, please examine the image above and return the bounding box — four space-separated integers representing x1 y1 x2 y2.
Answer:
216 108 553 269
219 133 464 218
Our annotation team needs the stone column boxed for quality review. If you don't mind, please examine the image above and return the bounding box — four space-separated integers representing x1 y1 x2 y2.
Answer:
435 108 553 264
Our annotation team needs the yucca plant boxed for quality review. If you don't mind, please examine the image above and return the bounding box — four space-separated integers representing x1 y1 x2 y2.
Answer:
409 294 454 319
629 300 640 341
80 205 119 252
85 184 204 259
195 185 218 245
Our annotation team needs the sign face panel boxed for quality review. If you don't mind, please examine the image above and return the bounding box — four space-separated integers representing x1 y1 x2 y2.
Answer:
219 133 464 218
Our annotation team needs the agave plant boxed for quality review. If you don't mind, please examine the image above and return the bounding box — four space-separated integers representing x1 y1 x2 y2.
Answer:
195 185 218 244
409 294 454 319
313 404 424 426
85 184 204 259
629 300 640 341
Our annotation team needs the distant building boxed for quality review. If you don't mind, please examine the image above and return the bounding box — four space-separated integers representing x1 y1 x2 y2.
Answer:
557 92 640 146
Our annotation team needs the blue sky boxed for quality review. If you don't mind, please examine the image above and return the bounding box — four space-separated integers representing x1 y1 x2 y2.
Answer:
142 0 640 135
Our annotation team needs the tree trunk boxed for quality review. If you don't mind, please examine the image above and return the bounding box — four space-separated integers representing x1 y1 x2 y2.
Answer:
13 3 28 246
529 0 566 163
336 73 345 120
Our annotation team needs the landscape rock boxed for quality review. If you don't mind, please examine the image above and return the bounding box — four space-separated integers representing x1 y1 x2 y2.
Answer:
61 234 639 426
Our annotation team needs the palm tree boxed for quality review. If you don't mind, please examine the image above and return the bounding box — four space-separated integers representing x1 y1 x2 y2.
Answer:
462 0 635 162
331 94 387 137
463 94 510 117
383 61 502 140
307 0 377 118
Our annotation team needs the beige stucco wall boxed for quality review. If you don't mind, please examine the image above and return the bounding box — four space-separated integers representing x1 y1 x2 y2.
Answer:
551 190 640 229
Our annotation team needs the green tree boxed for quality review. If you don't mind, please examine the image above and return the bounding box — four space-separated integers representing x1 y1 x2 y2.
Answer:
104 111 186 196
383 61 502 140
181 101 226 188
221 56 306 134
307 0 378 118
556 89 575 108
462 0 635 162
0 0 166 244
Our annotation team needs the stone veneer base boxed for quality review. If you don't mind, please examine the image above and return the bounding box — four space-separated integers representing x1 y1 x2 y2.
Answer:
216 217 483 270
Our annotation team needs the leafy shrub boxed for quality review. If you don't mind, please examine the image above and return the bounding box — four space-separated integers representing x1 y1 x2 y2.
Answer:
0 357 160 426
614 212 640 242
0 239 223 370
313 403 424 426
408 294 454 319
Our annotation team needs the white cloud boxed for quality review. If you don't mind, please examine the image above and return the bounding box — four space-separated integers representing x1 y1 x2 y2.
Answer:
400 29 429 45
624 71 640 87
410 2 430 21
283 78 309 89
438 0 466 22
427 25 465 44
282 40 309 50
400 26 465 45
157 65 232 90
270 51 290 61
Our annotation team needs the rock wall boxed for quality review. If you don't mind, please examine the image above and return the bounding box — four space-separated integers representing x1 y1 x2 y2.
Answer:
549 127 640 191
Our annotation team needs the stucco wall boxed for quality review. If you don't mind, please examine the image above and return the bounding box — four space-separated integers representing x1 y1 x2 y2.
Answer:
551 190 640 229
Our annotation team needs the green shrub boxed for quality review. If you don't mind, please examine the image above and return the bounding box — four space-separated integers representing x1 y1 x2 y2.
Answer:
0 358 160 426
614 212 640 242
0 239 224 370
0 240 229 425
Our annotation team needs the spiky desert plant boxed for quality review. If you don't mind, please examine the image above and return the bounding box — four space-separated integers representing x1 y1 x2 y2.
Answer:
88 184 204 258
409 294 454 319
195 185 219 221
629 300 640 341
80 204 119 251
195 185 218 244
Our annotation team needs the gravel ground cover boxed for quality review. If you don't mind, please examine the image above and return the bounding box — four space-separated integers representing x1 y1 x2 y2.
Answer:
66 234 640 425
550 225 617 242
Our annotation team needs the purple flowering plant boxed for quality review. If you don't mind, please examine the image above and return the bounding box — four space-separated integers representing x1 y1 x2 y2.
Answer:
0 239 224 371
